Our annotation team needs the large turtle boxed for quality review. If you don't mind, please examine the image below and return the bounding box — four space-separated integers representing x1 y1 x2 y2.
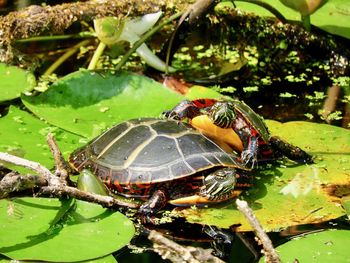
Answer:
164 98 313 167
69 118 250 220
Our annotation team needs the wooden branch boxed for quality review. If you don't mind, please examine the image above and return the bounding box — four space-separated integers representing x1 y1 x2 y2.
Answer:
148 230 225 263
0 172 47 198
236 199 281 263
0 151 139 209
47 133 73 181
0 152 60 185
39 185 138 209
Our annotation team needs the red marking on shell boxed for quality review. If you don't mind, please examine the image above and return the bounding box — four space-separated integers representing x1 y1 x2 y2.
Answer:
113 179 124 193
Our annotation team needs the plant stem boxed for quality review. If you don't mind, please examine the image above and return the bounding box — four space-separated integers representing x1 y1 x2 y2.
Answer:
87 41 106 70
15 32 95 43
301 14 311 31
115 12 183 72
44 39 91 76
234 0 287 23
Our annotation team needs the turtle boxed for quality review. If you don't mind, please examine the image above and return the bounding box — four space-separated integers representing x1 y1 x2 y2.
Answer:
69 118 250 221
164 98 313 167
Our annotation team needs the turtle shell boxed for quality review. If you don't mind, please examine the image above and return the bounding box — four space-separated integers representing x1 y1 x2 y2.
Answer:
69 118 246 196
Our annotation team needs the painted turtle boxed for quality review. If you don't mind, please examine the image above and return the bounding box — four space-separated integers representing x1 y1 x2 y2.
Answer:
164 99 313 167
69 118 250 220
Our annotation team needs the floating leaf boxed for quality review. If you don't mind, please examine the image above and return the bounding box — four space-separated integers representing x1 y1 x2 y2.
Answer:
0 63 36 102
179 121 350 231
0 198 74 256
0 106 82 172
0 197 134 262
22 70 183 138
268 230 350 263
234 0 350 39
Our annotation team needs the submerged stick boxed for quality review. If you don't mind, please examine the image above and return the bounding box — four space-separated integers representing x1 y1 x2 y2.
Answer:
236 199 281 263
148 230 225 263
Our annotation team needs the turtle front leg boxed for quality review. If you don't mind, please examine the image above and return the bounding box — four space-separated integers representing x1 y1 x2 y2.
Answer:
241 136 259 167
200 168 238 201
138 189 168 224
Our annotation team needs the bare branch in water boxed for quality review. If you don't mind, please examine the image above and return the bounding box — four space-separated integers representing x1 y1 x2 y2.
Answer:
149 230 225 263
236 199 281 263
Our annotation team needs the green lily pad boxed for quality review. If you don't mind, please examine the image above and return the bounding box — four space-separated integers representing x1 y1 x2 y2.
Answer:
0 106 82 172
0 197 134 262
22 70 184 138
0 254 118 263
271 230 350 263
0 198 74 255
234 0 350 39
179 121 350 231
0 63 36 102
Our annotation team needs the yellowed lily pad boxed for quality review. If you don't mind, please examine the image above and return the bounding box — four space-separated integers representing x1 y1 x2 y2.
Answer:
179 121 350 231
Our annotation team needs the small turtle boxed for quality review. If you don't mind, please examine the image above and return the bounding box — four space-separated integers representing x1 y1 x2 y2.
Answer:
164 99 313 167
69 118 250 221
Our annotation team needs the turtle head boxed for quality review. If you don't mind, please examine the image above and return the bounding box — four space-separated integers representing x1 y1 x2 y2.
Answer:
202 168 237 201
209 101 236 128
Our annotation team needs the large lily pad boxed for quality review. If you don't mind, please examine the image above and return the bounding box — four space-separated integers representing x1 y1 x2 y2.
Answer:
0 63 36 102
0 106 82 171
272 230 350 263
179 121 350 231
0 198 73 256
234 0 350 39
22 70 183 138
0 197 134 262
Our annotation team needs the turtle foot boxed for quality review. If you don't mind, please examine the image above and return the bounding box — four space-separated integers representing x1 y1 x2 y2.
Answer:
241 149 258 168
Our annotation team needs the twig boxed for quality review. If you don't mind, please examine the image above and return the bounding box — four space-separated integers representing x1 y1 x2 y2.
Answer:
39 185 138 209
235 199 281 263
0 152 59 185
0 172 47 198
0 151 139 209
46 133 73 181
148 230 225 263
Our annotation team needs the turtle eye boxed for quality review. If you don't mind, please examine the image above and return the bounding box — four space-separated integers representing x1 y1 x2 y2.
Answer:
210 102 236 128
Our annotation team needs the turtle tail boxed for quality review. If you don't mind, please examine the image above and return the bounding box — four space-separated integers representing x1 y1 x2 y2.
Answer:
269 136 314 164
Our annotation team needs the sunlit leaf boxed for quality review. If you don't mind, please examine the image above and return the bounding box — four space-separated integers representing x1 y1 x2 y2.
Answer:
0 63 36 102
0 106 82 172
0 255 118 263
83 254 118 263
22 70 183 138
234 0 350 39
0 198 74 255
179 121 349 231
0 197 134 262
269 230 350 262
341 196 350 217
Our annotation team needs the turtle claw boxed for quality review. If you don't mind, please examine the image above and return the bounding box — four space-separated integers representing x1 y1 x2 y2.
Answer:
241 149 258 168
